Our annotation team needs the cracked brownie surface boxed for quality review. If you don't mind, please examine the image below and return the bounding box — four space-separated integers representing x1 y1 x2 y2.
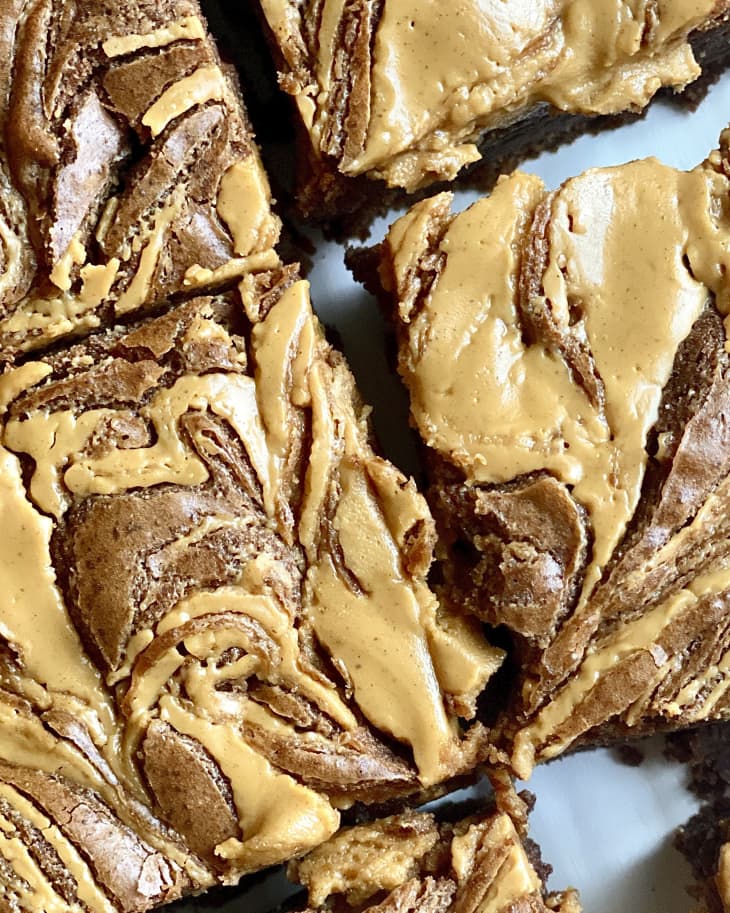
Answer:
255 0 730 217
376 132 730 780
0 270 505 911
0 0 280 362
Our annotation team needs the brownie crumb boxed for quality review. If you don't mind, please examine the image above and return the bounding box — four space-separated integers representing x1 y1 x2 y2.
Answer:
669 725 730 913
615 745 645 768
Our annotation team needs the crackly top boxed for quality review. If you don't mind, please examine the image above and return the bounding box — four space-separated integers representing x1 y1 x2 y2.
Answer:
382 133 730 779
0 0 280 362
0 271 502 912
260 0 726 191
289 806 581 913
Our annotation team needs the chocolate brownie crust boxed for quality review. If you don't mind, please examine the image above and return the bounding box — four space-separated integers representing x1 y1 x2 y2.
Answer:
670 725 730 913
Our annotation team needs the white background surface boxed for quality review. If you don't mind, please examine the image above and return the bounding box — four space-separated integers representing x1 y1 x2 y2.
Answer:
171 69 730 913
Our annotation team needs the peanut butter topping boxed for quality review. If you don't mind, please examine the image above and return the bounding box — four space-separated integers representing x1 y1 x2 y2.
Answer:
49 235 86 292
450 816 540 913
114 187 188 316
217 160 281 259
0 276 501 907
261 0 722 190
79 260 121 307
102 15 206 57
159 697 339 872
0 0 281 362
303 463 475 785
142 66 226 138
383 143 730 778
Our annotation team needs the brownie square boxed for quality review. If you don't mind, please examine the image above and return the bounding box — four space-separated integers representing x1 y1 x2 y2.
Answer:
0 0 280 362
372 132 730 779
0 270 505 910
255 1 730 223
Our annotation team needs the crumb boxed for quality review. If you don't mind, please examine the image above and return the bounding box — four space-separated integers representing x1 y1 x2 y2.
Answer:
615 745 645 767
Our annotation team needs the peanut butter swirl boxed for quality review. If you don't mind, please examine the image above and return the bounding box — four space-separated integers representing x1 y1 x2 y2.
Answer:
260 0 727 192
382 133 730 780
0 0 280 362
0 272 502 911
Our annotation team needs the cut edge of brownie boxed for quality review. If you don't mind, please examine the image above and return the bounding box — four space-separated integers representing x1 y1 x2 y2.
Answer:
284 775 581 913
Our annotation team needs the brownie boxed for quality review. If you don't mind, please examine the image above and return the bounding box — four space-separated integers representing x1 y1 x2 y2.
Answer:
369 130 730 781
0 270 508 911
255 0 730 224
286 786 580 913
0 0 280 362
669 725 730 913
